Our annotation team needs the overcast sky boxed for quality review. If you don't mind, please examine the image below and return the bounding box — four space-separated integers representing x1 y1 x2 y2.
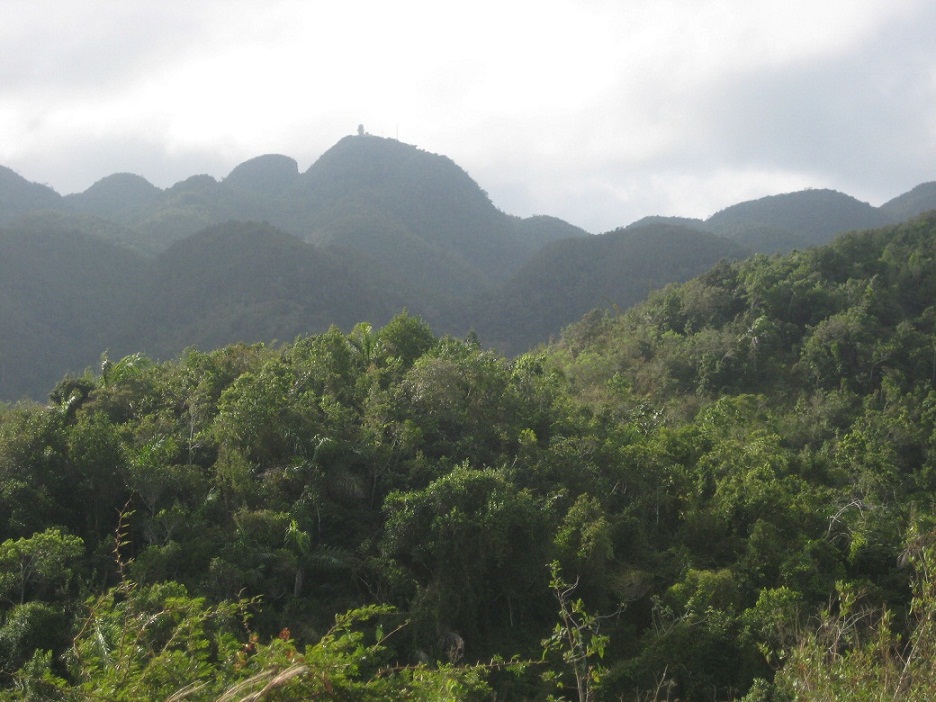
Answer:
2 0 934 233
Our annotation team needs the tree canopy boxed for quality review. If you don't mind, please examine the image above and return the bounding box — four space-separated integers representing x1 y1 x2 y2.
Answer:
4 214 936 698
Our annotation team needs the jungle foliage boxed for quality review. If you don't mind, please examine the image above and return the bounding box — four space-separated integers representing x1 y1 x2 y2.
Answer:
3 214 936 699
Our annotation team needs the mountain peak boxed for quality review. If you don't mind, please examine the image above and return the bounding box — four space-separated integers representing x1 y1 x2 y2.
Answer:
67 173 161 218
705 187 896 252
224 154 299 197
0 165 62 223
879 182 936 221
301 134 474 193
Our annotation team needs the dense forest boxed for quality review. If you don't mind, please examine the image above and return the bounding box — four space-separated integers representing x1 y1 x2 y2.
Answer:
4 211 936 699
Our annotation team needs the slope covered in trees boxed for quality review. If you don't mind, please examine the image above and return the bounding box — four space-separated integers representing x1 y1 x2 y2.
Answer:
1 136 935 404
449 222 750 355
4 214 936 699
0 221 145 400
704 188 897 252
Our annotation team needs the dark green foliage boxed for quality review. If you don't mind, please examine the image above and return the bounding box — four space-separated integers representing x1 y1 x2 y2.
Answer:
6 200 936 698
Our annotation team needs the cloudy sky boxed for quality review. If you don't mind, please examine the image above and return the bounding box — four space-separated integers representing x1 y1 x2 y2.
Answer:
2 0 934 233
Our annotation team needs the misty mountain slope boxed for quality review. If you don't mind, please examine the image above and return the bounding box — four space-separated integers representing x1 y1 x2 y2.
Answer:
512 214 591 246
129 175 276 253
4 210 140 253
451 222 749 355
223 153 300 197
705 188 897 252
0 137 587 295
0 222 145 399
65 172 162 222
880 182 936 221
0 165 63 224
283 135 586 290
0 138 934 401
625 215 710 231
126 221 395 358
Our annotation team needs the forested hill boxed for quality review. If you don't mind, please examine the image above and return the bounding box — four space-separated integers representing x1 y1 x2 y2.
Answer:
5 214 936 699
1 136 935 403
445 222 750 355
556 210 936 411
628 186 936 253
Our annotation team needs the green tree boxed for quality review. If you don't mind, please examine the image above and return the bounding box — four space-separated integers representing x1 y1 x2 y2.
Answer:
0 529 83 606
383 465 549 657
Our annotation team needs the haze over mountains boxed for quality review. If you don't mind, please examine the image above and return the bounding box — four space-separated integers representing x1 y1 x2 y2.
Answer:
1 133 935 401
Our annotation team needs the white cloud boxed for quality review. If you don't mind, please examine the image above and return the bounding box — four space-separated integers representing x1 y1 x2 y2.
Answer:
0 0 934 230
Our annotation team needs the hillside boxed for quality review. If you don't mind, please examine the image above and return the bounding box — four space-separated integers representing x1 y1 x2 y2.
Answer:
0 165 62 224
880 181 936 221
449 222 749 354
1 137 935 402
704 188 897 252
65 172 162 221
555 210 936 410
222 153 300 197
125 221 394 357
5 214 936 699
279 134 585 297
0 221 144 400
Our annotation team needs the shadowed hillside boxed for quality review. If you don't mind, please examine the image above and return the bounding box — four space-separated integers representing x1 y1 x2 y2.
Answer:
705 188 897 252
0 137 934 401
450 223 749 354
125 221 395 358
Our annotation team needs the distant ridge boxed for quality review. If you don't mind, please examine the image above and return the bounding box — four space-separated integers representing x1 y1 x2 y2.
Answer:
0 135 934 400
0 165 61 223
224 154 300 197
127 221 389 356
450 222 750 354
704 189 896 252
66 173 161 220
879 182 936 221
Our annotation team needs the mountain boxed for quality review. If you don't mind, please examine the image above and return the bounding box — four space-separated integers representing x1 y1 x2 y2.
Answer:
879 181 936 221
513 214 593 246
125 221 394 358
1 137 935 401
0 165 62 224
65 173 162 220
127 174 276 253
625 215 710 231
223 154 300 197
0 220 145 400
277 134 587 297
451 223 749 354
0 136 588 293
704 188 897 252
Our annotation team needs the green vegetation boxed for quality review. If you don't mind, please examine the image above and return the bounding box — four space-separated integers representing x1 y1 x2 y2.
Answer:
2 135 935 403
3 212 936 698
451 223 749 355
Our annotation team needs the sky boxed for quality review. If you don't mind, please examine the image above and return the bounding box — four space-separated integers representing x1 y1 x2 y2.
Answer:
2 0 935 233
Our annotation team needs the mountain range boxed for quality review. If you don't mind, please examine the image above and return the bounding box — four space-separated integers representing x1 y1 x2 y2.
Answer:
1 133 935 401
